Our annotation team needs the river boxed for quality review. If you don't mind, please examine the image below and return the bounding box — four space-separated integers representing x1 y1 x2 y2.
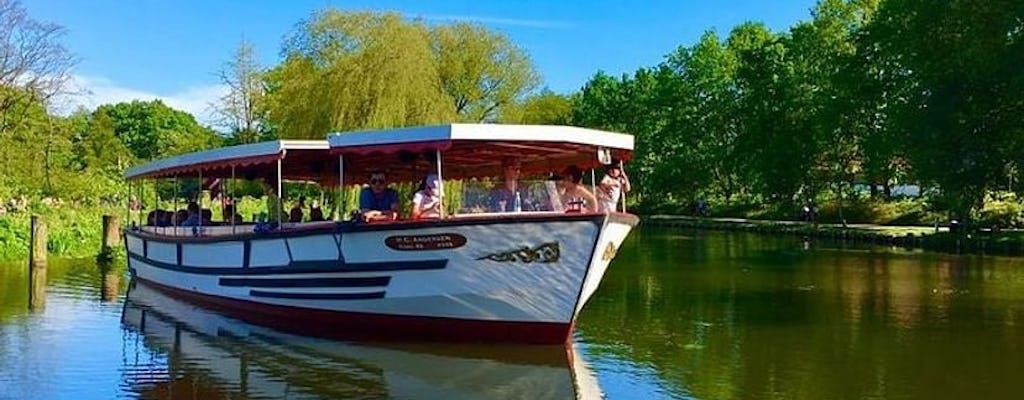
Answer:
1 228 1023 399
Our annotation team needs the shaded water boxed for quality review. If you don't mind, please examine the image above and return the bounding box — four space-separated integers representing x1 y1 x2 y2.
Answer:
2 229 1024 399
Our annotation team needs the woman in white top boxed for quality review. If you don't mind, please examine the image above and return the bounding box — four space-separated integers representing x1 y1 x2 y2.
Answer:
411 174 442 219
598 163 630 213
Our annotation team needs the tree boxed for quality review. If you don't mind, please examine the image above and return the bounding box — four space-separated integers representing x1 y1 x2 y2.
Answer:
95 100 221 160
0 0 76 135
431 22 540 122
873 0 1024 222
213 39 272 144
267 10 454 139
501 89 572 125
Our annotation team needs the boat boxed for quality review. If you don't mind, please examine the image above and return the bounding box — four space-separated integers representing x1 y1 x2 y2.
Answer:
122 123 637 344
120 279 605 399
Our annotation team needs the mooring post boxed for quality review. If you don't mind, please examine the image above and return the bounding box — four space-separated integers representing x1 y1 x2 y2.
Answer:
29 215 47 269
98 214 121 263
29 215 47 310
102 215 121 251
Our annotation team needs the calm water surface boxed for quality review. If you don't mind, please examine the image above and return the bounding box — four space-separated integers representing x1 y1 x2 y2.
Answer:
2 229 1023 399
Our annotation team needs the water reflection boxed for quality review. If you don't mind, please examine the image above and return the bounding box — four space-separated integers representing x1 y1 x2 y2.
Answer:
99 263 122 303
29 264 46 311
121 279 602 399
576 229 1024 400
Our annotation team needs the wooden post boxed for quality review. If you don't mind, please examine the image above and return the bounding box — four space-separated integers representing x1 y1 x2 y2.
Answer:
102 215 121 251
29 215 47 311
29 215 47 269
98 214 120 264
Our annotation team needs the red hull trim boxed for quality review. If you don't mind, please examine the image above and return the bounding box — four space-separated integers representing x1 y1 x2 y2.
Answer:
135 278 574 345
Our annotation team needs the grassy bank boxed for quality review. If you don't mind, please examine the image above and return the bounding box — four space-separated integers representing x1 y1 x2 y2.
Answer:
0 205 122 262
644 215 1024 256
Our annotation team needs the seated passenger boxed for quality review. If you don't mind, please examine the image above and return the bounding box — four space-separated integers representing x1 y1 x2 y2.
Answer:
289 196 305 223
175 209 189 226
411 174 442 219
309 199 325 222
488 159 530 212
359 172 399 221
181 202 202 226
223 203 243 225
561 166 598 213
201 209 214 225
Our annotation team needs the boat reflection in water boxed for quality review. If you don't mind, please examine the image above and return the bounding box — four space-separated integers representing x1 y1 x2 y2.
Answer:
120 279 603 399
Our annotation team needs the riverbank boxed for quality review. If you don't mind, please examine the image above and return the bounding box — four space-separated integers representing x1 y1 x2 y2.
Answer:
0 206 121 262
643 215 1024 256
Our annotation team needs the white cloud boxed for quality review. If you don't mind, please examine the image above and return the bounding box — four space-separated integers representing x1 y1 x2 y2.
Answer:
420 14 574 29
55 74 228 127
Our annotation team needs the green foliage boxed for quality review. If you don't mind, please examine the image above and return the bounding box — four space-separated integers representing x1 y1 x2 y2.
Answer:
977 193 1024 229
432 22 540 122
501 89 573 125
268 10 455 138
94 100 221 160
570 0 1024 227
0 206 121 262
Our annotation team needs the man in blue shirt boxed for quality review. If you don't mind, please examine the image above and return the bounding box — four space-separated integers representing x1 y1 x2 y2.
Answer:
359 171 399 221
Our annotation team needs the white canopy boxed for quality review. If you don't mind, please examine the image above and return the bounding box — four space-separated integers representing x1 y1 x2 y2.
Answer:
124 140 329 180
328 123 634 153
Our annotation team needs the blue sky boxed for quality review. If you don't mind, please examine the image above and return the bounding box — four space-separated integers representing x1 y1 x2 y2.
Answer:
23 0 816 124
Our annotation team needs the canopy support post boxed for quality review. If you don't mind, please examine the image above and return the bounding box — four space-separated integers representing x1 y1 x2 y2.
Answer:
173 176 179 235
153 179 159 233
126 179 132 230
197 169 203 233
338 155 344 221
277 158 283 226
230 165 236 235
590 169 596 200
436 149 444 218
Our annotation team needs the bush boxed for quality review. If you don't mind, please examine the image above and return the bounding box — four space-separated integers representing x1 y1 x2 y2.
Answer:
977 197 1024 229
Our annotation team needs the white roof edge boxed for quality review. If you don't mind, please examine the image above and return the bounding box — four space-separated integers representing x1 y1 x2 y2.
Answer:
124 140 329 180
327 124 634 150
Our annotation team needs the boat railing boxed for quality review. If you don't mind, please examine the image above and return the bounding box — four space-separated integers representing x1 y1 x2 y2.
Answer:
137 221 337 238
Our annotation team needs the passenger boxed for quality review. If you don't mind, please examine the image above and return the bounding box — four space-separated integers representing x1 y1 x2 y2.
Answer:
181 202 201 226
359 171 399 221
489 159 528 212
561 166 598 213
260 179 284 224
411 174 442 219
597 162 631 213
175 209 189 226
309 199 325 222
222 203 243 225
146 210 158 226
201 209 214 225
158 210 173 227
289 196 305 223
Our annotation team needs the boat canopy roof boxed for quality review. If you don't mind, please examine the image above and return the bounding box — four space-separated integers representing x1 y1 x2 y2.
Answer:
124 140 331 181
329 124 634 181
124 124 634 184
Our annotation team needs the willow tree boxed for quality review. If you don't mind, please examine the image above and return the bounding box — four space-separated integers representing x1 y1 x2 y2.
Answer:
431 22 540 122
267 10 454 139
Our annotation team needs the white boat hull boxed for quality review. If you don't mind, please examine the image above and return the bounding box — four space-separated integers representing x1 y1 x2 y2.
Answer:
125 213 637 343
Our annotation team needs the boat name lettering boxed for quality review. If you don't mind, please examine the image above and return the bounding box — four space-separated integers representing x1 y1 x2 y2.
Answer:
385 233 467 251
